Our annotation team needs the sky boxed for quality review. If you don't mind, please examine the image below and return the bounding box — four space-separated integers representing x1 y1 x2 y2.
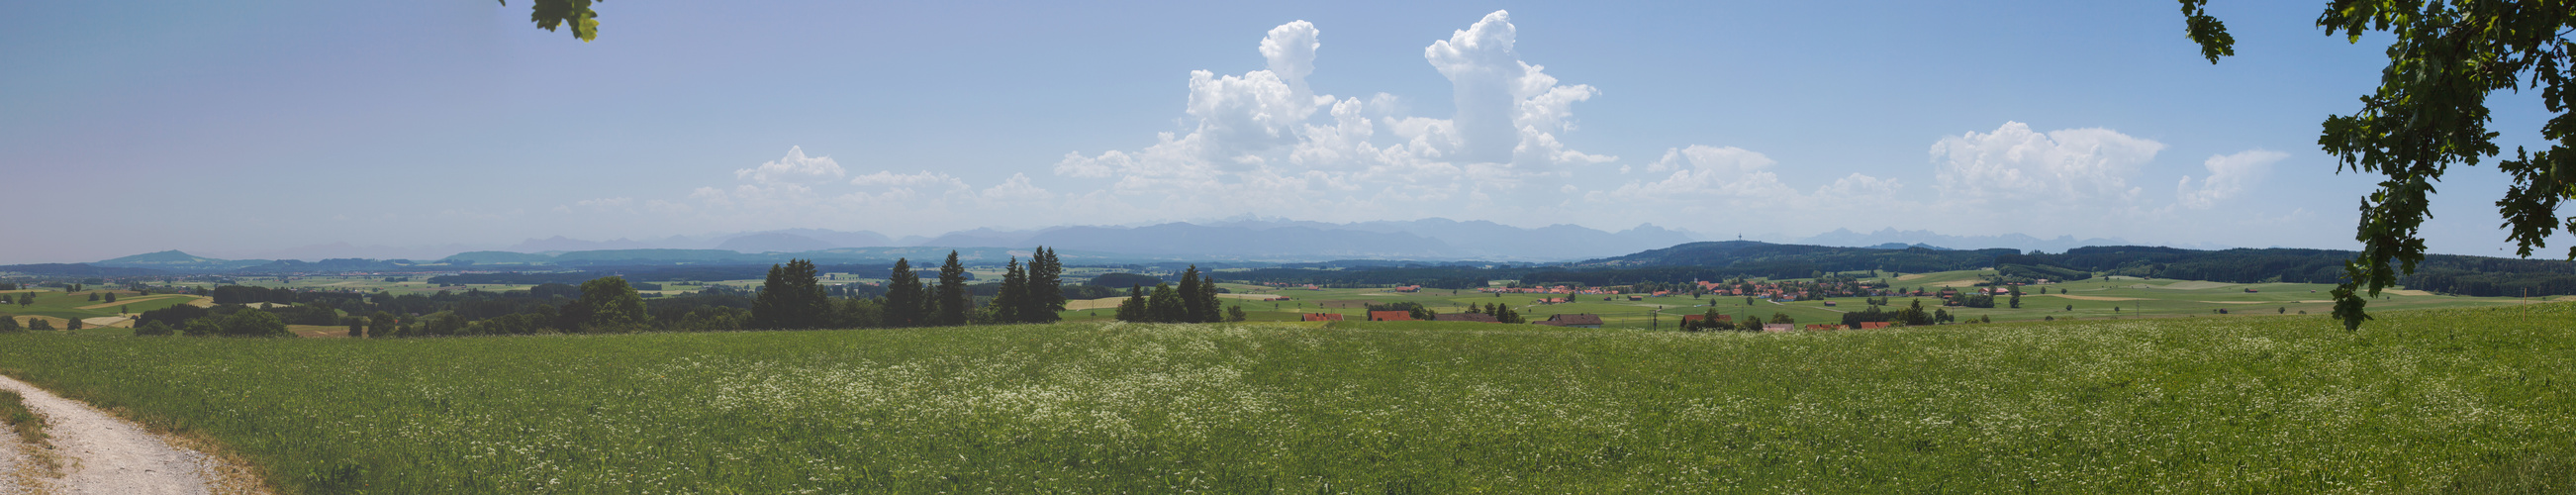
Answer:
3 1 2571 263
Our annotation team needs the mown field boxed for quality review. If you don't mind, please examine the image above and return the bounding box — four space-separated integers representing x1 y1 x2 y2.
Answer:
1081 272 2545 329
166 269 2546 329
0 289 205 322
0 304 2570 493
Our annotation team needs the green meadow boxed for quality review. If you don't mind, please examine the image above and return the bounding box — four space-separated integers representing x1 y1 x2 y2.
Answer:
1054 270 2549 329
0 304 2569 492
0 289 202 321
166 269 2548 329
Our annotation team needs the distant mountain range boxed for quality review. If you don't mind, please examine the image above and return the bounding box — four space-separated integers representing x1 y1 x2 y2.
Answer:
51 220 2276 270
57 219 1691 273
896 219 1694 260
445 247 1097 267
1798 228 2143 253
92 250 277 271
474 219 1698 262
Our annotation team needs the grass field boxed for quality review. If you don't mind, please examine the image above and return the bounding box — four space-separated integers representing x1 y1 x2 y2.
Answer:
0 304 2570 492
0 290 206 321
1076 272 2545 329
154 269 2545 329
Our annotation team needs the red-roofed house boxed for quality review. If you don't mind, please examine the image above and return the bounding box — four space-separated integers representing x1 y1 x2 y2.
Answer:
1858 322 1892 330
1300 313 1343 322
1805 324 1848 331
1368 311 1414 322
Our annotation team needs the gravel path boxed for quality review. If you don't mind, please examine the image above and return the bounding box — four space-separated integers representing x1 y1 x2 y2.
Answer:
0 375 224 495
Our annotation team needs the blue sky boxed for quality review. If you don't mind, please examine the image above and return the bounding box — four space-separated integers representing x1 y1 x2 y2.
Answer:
2 1 2568 263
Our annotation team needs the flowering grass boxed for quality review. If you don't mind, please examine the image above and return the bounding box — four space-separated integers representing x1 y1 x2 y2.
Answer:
0 389 42 448
0 304 2570 493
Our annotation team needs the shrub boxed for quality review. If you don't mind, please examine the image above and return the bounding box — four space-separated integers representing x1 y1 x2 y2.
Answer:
219 310 290 338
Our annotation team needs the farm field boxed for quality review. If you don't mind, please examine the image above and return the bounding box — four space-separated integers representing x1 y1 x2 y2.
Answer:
0 289 207 322
1046 271 2549 328
20 268 2542 330
0 304 2570 492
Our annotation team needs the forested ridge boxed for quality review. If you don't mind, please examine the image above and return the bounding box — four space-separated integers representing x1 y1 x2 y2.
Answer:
1222 242 2576 297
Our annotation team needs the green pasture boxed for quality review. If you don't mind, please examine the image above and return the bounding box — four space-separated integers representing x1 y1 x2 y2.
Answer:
1097 271 2540 329
1 304 2572 492
0 290 202 320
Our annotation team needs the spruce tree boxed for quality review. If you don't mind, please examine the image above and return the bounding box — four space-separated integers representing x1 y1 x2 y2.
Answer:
1114 285 1148 322
1024 247 1065 323
934 251 969 326
885 258 923 328
993 257 1026 324
1147 283 1184 323
1177 266 1206 323
751 259 829 330
1193 271 1221 324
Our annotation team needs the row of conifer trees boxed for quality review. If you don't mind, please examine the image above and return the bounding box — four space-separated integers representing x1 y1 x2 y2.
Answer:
749 248 1070 330
1109 265 1243 323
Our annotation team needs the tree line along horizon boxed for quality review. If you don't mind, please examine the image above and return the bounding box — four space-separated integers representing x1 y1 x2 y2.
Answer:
6 256 2135 338
0 247 1294 338
7 240 2574 337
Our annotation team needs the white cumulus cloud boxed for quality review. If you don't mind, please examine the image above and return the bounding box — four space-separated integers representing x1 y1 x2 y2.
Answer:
1423 10 1607 168
1591 146 1902 221
733 146 845 184
2176 149 2286 209
1045 11 1619 224
850 170 968 190
1931 121 2164 208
